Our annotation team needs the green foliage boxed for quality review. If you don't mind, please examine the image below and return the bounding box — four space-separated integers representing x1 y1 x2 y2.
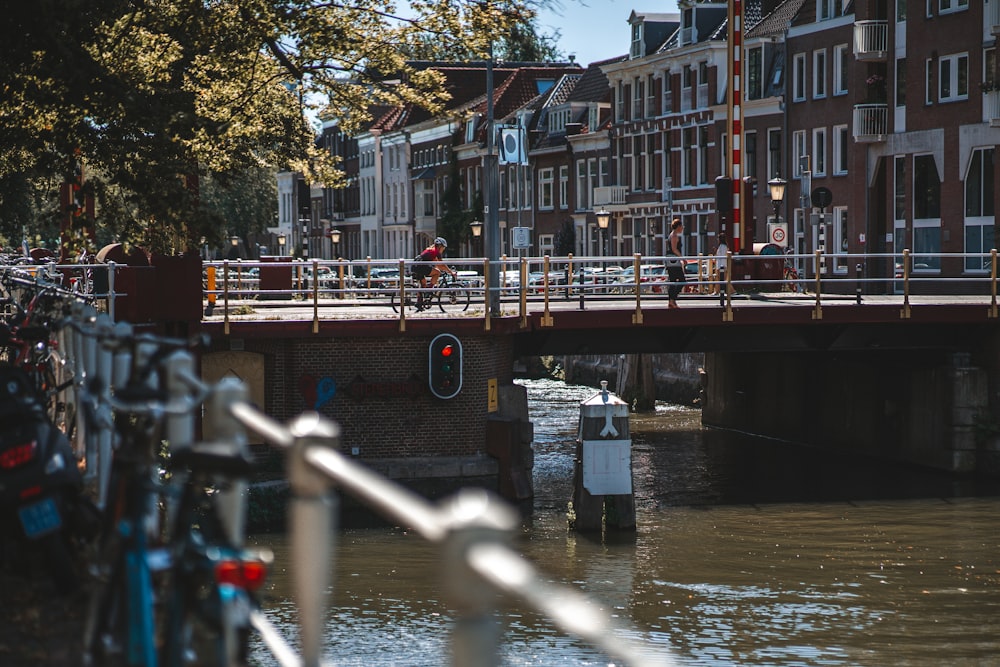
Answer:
0 0 536 253
554 219 575 255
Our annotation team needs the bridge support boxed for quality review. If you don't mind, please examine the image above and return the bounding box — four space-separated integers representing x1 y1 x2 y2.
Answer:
702 349 995 475
615 353 656 412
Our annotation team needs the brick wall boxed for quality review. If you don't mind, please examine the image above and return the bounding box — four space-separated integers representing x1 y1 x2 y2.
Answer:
209 333 515 460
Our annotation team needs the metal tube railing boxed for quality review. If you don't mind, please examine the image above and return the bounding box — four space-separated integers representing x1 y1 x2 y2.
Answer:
193 250 1000 326
225 401 674 667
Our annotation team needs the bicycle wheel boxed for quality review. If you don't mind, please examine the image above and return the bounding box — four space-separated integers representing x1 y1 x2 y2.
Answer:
435 286 471 313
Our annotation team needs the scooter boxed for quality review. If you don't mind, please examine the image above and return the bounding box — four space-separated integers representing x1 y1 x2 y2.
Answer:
0 363 96 593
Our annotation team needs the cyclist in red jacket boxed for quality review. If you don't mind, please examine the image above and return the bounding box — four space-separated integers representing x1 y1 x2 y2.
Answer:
412 237 458 310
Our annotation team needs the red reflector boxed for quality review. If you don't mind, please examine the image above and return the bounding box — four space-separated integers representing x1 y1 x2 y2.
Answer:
0 441 37 469
19 484 42 500
214 559 268 592
440 345 453 357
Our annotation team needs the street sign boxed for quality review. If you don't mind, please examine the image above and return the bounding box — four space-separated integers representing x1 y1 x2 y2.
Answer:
812 186 832 210
512 226 531 249
768 222 788 247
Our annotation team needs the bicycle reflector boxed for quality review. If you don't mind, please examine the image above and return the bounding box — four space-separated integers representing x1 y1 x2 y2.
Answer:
214 558 269 592
428 333 462 399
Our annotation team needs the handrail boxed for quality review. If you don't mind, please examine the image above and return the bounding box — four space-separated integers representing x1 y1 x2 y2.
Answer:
198 250 1000 327
60 304 676 667
226 402 675 667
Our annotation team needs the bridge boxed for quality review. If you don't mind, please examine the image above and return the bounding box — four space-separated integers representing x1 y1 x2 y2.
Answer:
29 249 1000 496
197 250 1000 355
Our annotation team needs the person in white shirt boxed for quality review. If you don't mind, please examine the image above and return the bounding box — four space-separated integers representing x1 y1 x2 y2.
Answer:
715 234 729 306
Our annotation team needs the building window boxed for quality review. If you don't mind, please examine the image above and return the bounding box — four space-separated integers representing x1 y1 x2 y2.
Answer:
833 125 849 175
895 58 907 107
793 53 807 101
833 206 849 273
817 0 847 20
768 128 782 179
792 130 807 177
897 0 907 21
698 126 710 185
925 58 934 104
646 73 656 117
939 53 969 102
646 134 657 190
588 159 599 209
630 21 643 59
812 127 827 177
682 127 696 186
576 160 588 210
913 154 941 270
747 45 764 100
894 156 906 222
833 44 849 95
986 47 997 92
965 148 995 272
538 168 554 209
939 0 968 14
633 136 643 191
633 76 644 119
746 131 758 179
813 49 827 99
559 165 569 209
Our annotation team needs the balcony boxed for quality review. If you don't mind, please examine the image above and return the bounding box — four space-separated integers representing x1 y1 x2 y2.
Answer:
853 104 888 142
854 20 888 61
986 90 1000 127
592 185 628 211
679 26 698 46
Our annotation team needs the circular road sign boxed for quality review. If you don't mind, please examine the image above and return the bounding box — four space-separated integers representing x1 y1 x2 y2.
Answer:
771 226 786 244
811 186 832 209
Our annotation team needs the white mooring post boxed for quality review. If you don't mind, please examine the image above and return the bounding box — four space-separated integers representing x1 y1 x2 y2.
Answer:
571 381 636 533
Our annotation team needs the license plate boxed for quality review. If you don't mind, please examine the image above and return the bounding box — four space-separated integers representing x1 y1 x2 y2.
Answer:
18 497 62 538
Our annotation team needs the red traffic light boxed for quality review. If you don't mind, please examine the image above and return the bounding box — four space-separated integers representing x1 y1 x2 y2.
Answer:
441 344 453 357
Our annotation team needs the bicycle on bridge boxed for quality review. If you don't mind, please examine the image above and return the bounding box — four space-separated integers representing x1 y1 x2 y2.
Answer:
390 268 472 314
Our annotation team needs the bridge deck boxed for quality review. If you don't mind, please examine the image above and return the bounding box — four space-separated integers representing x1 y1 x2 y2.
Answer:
201 291 1000 354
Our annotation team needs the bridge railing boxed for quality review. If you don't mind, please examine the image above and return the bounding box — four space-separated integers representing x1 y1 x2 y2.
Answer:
201 249 1000 321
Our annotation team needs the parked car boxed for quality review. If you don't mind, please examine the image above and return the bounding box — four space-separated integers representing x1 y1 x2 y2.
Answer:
360 267 400 294
612 264 668 293
526 270 568 293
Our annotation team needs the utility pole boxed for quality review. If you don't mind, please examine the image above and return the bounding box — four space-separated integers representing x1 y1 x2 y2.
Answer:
485 43 501 316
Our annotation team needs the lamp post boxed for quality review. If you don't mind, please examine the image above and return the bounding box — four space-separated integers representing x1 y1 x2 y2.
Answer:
277 233 287 256
228 235 240 260
595 208 610 259
329 228 342 259
469 219 483 256
768 176 787 224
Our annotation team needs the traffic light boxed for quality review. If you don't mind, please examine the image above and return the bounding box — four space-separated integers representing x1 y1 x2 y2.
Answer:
428 333 462 399
714 176 732 213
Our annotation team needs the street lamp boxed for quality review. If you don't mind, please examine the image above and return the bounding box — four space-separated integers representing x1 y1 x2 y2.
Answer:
768 175 787 222
228 235 240 260
595 208 611 258
469 219 483 256
329 228 342 258
277 233 287 255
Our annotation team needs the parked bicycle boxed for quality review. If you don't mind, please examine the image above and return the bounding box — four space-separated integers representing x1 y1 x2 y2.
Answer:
391 269 471 314
81 329 269 667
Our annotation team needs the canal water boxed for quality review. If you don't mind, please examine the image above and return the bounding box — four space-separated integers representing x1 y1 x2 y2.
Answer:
249 378 1000 666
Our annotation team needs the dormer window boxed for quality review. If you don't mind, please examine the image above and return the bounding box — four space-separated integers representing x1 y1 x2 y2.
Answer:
631 22 643 59
465 116 477 143
548 108 570 133
681 8 696 45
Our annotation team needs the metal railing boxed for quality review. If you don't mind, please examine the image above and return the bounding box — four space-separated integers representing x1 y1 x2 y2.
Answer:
203 250 1000 328
58 307 675 667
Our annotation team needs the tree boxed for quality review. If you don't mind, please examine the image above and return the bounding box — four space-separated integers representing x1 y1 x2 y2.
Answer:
0 0 534 253
554 219 575 256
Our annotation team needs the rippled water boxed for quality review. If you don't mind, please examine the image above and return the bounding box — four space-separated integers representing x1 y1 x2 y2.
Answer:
249 378 1000 666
